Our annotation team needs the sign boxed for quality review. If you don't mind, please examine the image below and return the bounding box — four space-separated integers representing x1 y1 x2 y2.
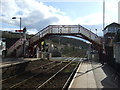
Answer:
16 27 27 33
15 30 23 32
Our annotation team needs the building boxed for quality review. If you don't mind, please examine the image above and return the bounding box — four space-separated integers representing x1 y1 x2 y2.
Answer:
103 22 120 46
103 22 120 36
103 22 120 66
118 1 120 24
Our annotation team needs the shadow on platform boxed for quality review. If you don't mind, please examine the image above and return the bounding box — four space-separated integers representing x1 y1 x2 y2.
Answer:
75 63 103 78
101 64 119 89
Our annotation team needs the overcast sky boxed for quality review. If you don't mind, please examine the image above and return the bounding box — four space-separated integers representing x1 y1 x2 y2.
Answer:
0 0 119 36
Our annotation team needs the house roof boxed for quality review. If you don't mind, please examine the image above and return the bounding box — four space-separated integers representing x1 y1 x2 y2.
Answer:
103 22 120 31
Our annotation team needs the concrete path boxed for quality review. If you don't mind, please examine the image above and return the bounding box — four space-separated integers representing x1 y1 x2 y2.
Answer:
69 61 118 89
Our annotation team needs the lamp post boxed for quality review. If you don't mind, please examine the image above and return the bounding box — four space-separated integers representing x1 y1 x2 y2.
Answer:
12 17 26 57
12 17 22 38
12 17 21 31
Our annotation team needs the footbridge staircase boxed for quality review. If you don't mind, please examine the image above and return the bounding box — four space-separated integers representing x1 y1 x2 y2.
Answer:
7 25 103 57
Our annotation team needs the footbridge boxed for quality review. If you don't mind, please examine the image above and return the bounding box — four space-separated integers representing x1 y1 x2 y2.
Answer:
30 25 102 46
7 25 103 57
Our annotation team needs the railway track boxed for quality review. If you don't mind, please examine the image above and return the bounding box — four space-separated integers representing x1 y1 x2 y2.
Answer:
2 57 76 89
1 59 51 80
2 57 75 81
2 61 60 89
36 58 81 90
1 61 54 82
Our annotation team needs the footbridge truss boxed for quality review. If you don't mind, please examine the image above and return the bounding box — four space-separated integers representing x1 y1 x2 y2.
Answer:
7 25 103 57
30 25 102 46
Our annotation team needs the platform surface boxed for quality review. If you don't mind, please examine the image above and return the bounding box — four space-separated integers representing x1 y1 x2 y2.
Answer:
0 58 41 68
69 61 118 89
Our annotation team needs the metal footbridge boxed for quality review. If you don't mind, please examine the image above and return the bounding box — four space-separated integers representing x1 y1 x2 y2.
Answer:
30 25 102 45
7 25 102 57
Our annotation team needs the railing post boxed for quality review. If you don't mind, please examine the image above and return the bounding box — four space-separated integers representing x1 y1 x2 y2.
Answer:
48 26 50 34
58 26 59 33
68 27 71 33
51 26 53 33
78 25 81 33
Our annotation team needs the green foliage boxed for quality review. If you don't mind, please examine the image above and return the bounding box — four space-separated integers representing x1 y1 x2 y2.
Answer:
62 46 86 57
50 36 89 49
48 36 89 57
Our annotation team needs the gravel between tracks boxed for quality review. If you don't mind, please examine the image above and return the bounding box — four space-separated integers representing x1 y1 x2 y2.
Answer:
2 59 50 80
12 62 68 89
40 62 77 89
2 58 80 89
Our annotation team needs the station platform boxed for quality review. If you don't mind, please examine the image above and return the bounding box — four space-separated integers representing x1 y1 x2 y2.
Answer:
69 61 119 89
0 57 77 68
0 58 41 68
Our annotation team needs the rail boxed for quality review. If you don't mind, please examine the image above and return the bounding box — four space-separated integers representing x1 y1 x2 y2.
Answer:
2 57 78 89
36 58 77 89
6 61 63 89
1 61 56 82
62 59 82 90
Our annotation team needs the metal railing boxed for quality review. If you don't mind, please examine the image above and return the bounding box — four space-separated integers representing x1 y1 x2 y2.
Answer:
7 25 102 57
30 25 102 45
7 38 24 56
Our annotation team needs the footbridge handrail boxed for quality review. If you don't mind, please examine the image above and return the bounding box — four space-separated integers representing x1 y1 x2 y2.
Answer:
30 25 102 45
7 38 24 55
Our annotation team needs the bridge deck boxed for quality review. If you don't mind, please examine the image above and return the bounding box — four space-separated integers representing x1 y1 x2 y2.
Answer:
69 61 118 89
